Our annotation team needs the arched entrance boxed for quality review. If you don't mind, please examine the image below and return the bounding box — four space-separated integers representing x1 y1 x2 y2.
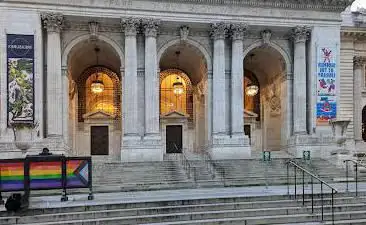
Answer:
159 42 208 154
362 106 366 142
65 39 122 160
243 46 288 151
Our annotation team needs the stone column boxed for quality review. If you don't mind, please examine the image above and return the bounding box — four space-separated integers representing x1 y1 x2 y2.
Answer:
143 19 160 137
61 66 69 147
41 13 63 137
291 26 309 135
121 18 140 137
230 24 246 136
353 56 364 142
210 22 228 137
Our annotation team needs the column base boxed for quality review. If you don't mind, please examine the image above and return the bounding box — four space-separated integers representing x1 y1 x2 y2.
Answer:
209 133 251 160
121 135 163 162
286 134 336 158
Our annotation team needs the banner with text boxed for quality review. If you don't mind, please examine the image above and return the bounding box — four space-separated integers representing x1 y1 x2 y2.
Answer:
316 47 337 125
7 34 34 124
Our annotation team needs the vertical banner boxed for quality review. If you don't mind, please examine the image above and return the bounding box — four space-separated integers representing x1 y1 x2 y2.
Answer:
7 34 34 124
316 47 337 125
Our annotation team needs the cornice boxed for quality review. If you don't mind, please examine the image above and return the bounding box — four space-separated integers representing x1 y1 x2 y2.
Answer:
341 29 366 40
149 0 351 12
3 0 351 12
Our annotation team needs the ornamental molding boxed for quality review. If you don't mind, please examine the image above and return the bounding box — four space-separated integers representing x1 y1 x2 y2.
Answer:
41 12 64 33
341 30 366 40
142 19 160 37
291 26 311 43
121 18 141 36
229 23 248 41
210 22 229 40
354 56 366 68
25 0 352 12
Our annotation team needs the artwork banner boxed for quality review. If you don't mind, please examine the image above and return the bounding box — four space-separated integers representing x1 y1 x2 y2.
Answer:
7 34 35 124
316 47 337 125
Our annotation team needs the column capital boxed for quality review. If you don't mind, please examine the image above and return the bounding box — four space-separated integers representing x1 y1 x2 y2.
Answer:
229 23 248 41
41 12 64 33
142 19 160 37
354 56 365 69
210 22 229 40
121 17 141 36
291 26 310 43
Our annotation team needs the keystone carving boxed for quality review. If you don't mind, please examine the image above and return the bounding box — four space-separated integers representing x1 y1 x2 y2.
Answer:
88 21 99 41
180 26 189 42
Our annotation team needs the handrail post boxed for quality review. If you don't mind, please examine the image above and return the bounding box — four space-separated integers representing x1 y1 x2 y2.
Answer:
321 182 324 221
294 166 297 199
332 189 335 225
311 176 314 213
356 163 358 197
287 162 289 196
345 160 349 192
302 170 305 205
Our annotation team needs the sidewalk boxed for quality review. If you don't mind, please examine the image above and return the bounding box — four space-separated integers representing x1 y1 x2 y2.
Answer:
10 182 366 210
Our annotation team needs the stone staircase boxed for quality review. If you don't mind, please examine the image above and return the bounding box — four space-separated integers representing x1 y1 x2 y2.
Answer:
3 192 366 224
88 155 357 193
92 160 192 192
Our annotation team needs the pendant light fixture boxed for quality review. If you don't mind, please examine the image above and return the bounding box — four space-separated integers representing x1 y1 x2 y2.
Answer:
172 50 184 95
91 47 104 94
246 83 259 96
173 76 184 95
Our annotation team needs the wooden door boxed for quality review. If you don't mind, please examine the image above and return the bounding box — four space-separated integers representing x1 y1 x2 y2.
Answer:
91 126 109 155
166 125 183 153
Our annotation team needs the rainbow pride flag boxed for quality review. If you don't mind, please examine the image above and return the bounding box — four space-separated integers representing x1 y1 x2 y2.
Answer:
0 161 24 191
29 161 62 189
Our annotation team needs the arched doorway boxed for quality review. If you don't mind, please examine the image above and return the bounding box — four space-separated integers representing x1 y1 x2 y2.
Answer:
65 39 122 160
244 46 288 151
159 43 208 154
362 106 366 142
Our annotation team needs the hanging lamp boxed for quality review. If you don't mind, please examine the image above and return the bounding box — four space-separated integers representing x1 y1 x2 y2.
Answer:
91 47 104 94
173 76 184 95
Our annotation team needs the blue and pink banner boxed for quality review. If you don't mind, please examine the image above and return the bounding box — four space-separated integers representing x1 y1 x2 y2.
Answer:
316 47 337 125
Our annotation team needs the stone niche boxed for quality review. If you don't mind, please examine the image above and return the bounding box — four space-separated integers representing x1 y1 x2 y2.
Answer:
81 110 121 161
160 111 190 155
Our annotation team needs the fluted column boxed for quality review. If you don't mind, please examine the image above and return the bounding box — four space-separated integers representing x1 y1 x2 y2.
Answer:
354 56 364 142
210 22 228 136
230 24 246 136
121 18 140 137
143 19 160 137
41 13 63 137
291 26 309 135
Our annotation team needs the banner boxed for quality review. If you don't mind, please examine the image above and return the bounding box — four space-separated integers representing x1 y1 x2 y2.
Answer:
316 47 337 125
7 34 34 124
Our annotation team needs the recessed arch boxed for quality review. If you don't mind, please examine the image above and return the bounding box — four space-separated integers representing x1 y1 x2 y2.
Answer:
157 38 212 73
243 40 292 75
62 34 125 68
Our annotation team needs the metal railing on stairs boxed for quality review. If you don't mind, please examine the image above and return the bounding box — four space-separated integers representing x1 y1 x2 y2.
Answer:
287 160 338 225
175 144 196 182
344 159 366 196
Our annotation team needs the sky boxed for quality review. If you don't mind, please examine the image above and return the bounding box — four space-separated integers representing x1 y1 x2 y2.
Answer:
352 0 366 11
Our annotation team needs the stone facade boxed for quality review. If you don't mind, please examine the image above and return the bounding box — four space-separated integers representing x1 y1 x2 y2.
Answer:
0 0 355 161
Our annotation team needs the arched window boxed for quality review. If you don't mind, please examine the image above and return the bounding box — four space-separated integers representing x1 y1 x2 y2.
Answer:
77 67 121 122
160 69 193 118
362 106 366 142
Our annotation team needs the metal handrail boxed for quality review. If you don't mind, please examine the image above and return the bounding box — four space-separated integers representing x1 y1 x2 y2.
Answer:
344 159 366 196
202 147 214 178
175 144 194 181
287 160 338 224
